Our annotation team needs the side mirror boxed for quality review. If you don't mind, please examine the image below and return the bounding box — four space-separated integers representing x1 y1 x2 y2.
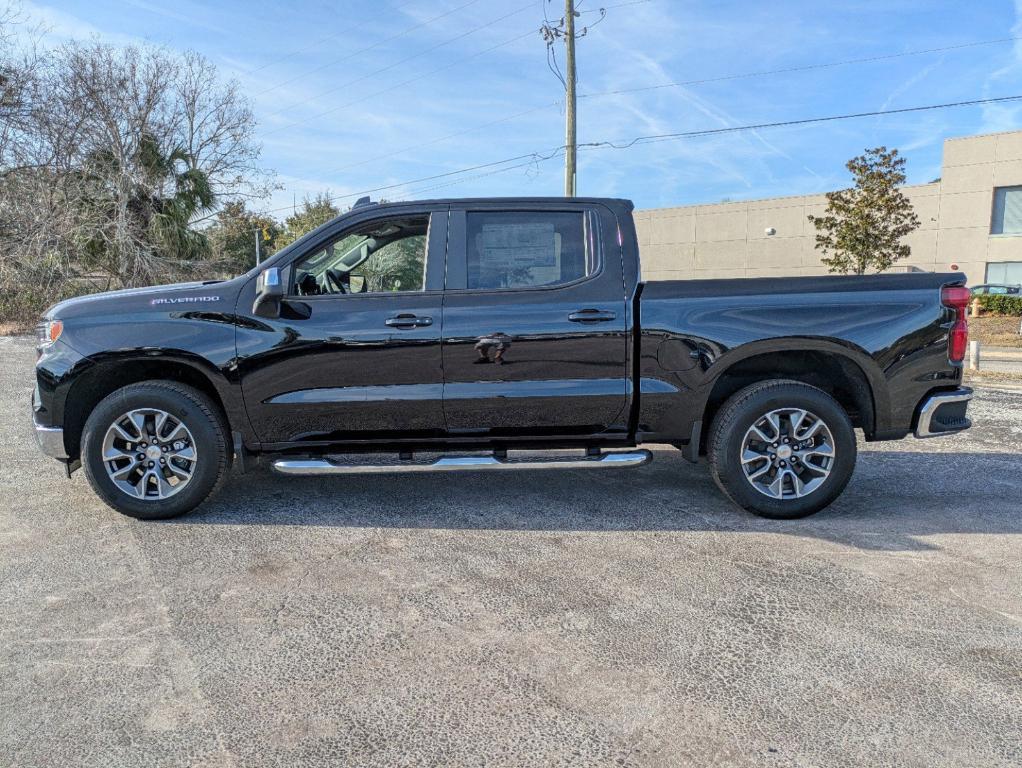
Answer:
253 267 284 318
349 273 367 293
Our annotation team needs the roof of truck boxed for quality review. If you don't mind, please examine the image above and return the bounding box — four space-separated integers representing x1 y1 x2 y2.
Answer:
355 196 635 210
264 197 636 269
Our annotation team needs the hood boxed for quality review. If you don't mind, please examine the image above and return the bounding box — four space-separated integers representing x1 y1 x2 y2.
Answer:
45 280 232 321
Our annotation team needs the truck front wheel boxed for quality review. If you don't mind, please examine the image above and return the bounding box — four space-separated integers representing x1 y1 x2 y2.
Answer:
81 381 230 520
707 380 857 519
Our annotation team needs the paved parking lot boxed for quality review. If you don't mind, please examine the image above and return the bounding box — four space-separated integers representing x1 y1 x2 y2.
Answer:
2 335 1021 767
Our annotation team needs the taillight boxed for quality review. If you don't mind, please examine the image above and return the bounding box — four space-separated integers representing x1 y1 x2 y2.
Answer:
941 285 970 363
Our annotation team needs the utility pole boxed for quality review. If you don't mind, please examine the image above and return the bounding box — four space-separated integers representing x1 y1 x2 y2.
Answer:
254 228 262 265
543 1 601 196
563 0 577 197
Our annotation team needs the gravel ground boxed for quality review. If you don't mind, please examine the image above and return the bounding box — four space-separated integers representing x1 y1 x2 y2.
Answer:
1 335 1021 767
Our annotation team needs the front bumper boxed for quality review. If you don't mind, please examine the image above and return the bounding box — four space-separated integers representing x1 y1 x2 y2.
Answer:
914 387 973 439
33 380 68 460
34 418 68 460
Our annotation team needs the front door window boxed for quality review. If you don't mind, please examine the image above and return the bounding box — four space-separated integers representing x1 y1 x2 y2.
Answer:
292 215 429 296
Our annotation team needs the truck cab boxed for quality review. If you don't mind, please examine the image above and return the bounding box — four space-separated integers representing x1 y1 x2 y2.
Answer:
237 198 635 447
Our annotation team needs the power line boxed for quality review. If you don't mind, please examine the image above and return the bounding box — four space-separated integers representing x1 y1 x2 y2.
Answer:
320 100 563 177
404 152 563 197
579 35 1022 101
261 28 537 138
246 149 564 219
238 0 647 81
262 1 537 123
258 0 653 143
258 0 485 97
299 33 1021 182
541 1 568 90
245 94 1022 217
542 0 593 196
579 0 653 11
577 95 1022 150
252 0 658 191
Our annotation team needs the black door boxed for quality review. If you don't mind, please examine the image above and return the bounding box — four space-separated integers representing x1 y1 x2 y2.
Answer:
238 207 448 446
440 203 630 437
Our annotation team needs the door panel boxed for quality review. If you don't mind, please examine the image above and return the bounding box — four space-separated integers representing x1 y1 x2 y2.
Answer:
441 205 629 436
238 208 447 445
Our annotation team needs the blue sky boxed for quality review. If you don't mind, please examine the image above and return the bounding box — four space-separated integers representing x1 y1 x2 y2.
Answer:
17 0 1022 216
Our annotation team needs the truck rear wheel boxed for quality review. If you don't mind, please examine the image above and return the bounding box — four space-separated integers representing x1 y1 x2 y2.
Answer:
707 380 856 519
81 381 230 520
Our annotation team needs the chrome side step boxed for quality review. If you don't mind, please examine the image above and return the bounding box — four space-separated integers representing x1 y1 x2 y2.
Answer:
272 450 653 476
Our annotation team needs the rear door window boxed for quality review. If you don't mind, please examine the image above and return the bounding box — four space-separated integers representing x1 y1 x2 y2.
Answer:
464 211 592 290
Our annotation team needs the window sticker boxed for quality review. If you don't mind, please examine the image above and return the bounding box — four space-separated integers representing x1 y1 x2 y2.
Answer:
477 223 561 287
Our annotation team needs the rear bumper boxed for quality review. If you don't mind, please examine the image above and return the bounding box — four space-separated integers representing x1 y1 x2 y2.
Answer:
914 387 973 439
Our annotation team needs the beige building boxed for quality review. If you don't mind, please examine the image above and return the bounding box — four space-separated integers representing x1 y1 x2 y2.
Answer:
634 129 1022 286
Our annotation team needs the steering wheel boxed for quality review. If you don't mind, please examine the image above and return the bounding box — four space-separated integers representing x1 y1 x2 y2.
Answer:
324 269 347 294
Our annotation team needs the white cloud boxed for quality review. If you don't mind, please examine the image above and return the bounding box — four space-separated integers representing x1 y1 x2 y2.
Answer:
980 0 1022 132
16 1 142 47
120 0 229 35
879 59 944 113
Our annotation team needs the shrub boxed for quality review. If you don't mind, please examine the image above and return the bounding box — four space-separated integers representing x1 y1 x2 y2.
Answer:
0 282 95 331
975 294 1022 316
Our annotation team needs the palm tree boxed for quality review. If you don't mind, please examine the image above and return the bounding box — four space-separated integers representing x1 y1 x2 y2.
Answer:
84 132 215 285
137 133 214 264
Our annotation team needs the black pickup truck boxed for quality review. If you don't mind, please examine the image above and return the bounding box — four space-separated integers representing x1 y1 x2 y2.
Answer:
32 197 973 520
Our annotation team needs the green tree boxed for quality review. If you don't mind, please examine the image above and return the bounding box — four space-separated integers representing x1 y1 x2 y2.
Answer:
142 137 216 264
808 146 921 275
207 200 281 274
276 193 340 249
81 133 215 283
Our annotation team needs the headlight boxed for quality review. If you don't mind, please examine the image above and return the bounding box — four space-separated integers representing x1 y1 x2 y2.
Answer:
35 319 63 351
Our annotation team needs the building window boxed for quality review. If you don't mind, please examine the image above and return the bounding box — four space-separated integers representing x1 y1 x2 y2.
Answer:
985 261 1022 285
991 186 1022 235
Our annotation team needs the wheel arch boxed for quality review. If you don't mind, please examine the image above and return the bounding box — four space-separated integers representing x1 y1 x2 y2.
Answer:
62 354 238 461
698 342 884 452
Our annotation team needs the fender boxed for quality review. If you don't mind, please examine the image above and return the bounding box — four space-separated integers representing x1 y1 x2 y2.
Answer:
636 335 886 444
69 350 255 446
698 336 887 432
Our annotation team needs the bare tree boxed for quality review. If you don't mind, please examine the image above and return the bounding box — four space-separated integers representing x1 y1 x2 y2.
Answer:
0 4 85 313
173 50 273 200
0 35 274 322
0 2 45 178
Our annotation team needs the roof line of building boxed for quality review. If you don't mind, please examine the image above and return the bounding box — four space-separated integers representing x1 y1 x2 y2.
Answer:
635 181 942 214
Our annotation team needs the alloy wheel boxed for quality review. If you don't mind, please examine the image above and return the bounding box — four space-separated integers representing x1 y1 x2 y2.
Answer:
740 407 836 500
101 408 198 500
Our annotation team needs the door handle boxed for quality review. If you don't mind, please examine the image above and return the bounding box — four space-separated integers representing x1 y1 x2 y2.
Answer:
385 314 433 328
568 309 617 323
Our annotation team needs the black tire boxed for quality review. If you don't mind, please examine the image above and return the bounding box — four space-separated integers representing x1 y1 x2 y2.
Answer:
707 379 857 519
81 381 230 520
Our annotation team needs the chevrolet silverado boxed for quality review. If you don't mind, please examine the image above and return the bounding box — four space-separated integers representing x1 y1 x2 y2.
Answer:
32 197 973 520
